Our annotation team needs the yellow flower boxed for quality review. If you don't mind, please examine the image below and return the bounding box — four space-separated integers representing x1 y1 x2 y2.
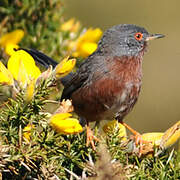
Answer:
0 49 41 88
103 120 127 141
61 18 80 33
23 124 34 143
160 120 180 149
70 28 103 58
141 133 164 146
5 43 19 56
8 50 41 87
0 61 14 85
24 79 36 102
0 30 24 56
50 113 83 134
55 56 76 78
141 121 180 150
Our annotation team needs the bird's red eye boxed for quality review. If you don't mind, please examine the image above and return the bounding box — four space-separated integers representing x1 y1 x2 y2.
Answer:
135 32 143 41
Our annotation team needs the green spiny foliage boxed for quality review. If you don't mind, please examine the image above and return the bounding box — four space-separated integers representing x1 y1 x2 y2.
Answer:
0 79 179 179
0 1 179 179
0 0 73 60
0 78 94 179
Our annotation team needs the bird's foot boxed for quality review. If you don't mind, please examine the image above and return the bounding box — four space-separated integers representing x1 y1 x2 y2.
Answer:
132 132 152 157
86 125 99 150
120 121 152 156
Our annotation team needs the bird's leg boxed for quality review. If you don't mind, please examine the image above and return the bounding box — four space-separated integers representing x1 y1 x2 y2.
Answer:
120 121 150 156
86 122 99 150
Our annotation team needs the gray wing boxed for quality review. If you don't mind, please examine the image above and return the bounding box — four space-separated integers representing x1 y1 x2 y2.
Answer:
60 59 92 100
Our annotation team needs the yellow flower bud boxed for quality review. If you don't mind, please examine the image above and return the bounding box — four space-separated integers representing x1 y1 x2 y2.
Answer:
50 113 83 134
0 30 24 47
103 120 127 141
23 124 34 143
8 50 41 87
142 133 164 146
160 121 180 149
0 61 14 85
77 42 97 58
25 79 35 102
0 30 24 56
61 18 80 33
5 43 19 56
69 28 103 58
55 56 76 78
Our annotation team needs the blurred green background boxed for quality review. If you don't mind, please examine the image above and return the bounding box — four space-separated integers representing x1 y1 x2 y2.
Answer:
65 0 180 133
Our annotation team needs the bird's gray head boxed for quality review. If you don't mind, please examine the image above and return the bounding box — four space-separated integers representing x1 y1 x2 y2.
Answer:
97 24 164 57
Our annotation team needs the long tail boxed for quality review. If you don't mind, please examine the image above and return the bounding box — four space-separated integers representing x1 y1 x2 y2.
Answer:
20 48 74 85
22 48 86 126
20 48 58 68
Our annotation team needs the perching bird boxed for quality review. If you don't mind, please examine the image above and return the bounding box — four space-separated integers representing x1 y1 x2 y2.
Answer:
22 24 164 153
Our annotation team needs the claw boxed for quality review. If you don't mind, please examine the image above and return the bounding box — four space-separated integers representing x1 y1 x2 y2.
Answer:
120 121 151 156
86 125 99 150
133 133 151 156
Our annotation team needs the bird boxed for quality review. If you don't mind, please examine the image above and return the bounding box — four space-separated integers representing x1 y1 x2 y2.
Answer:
21 24 164 153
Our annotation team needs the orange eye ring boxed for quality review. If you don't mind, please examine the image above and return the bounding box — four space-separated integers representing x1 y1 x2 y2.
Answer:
135 32 143 41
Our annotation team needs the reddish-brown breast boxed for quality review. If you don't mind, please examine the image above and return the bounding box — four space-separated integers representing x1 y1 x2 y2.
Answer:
71 56 143 122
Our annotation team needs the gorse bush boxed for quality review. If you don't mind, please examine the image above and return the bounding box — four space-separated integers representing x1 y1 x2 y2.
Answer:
0 1 179 179
0 0 63 58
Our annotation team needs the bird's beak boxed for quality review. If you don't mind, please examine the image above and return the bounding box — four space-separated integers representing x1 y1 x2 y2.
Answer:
145 34 165 41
